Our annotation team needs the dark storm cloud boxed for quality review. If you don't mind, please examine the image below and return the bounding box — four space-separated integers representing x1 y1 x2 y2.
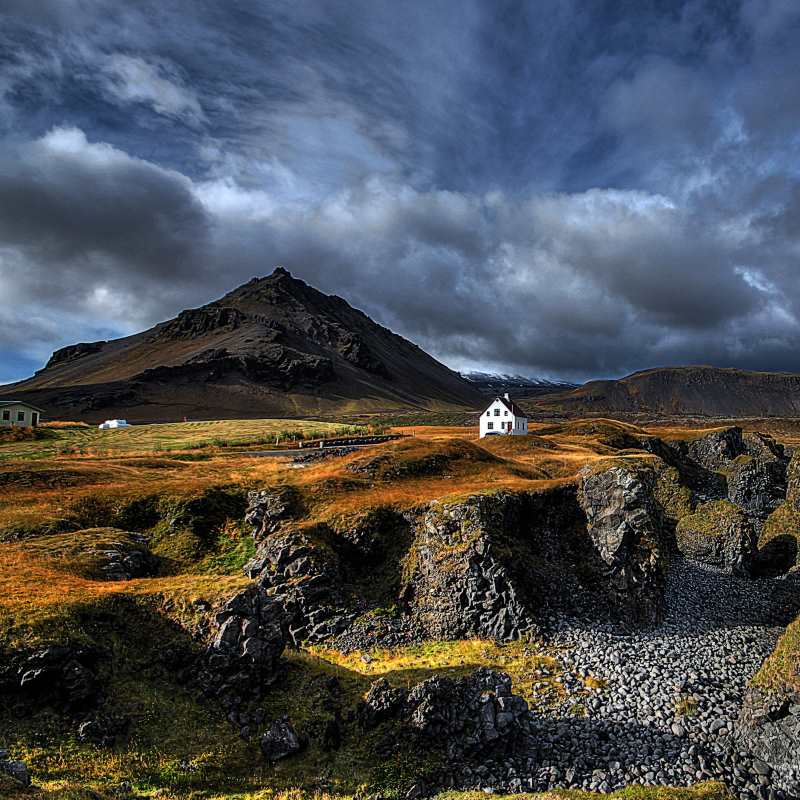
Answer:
1 0 800 383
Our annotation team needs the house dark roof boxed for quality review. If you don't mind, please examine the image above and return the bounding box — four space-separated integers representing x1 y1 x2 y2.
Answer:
0 400 45 412
495 396 527 418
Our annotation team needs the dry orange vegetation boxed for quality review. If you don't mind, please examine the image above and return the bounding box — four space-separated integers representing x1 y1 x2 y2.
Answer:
0 533 250 647
0 417 754 536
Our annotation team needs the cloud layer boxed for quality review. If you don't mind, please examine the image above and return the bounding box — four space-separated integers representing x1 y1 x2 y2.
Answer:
1 1 800 383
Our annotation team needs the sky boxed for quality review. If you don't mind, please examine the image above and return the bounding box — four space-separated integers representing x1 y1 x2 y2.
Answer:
1 0 800 384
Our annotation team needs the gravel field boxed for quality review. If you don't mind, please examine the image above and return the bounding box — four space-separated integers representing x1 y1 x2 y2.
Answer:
516 558 800 799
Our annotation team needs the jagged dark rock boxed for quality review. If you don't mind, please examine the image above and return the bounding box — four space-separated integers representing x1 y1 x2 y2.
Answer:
91 531 158 581
577 464 668 623
361 668 531 765
43 340 105 369
244 488 302 543
736 687 800 785
10 645 102 714
198 586 287 709
408 495 540 640
247 523 355 645
260 716 303 760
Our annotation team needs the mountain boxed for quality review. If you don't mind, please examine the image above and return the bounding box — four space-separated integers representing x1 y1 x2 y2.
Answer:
539 365 800 417
2 268 483 422
462 371 578 398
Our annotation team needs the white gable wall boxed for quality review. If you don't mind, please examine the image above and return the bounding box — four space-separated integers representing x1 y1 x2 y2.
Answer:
479 398 528 438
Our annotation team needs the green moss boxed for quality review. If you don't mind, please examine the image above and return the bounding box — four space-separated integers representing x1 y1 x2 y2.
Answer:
752 612 800 694
652 465 695 524
758 501 800 568
676 500 744 539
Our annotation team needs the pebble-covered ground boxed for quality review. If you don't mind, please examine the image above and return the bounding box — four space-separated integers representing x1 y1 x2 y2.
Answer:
510 558 800 799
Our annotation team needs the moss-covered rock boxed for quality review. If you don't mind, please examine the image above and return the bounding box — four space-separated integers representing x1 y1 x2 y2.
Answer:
753 501 800 574
675 500 755 573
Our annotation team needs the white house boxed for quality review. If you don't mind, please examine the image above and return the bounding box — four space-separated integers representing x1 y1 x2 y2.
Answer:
479 393 528 438
98 419 130 430
0 400 43 428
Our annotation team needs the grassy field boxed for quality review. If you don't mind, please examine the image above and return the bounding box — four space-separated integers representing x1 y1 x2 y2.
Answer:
0 416 788 798
0 419 367 462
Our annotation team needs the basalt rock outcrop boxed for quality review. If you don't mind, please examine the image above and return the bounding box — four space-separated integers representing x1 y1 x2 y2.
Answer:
577 465 668 623
246 523 355 645
198 585 288 711
244 488 303 542
406 494 542 640
405 483 670 639
360 667 531 777
243 481 674 646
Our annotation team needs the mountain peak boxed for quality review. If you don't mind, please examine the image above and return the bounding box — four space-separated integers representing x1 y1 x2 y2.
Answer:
5 269 482 421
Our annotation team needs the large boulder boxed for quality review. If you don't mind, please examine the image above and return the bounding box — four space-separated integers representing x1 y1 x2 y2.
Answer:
577 464 667 623
361 667 530 762
260 716 303 760
683 426 746 472
727 456 787 521
675 499 756 573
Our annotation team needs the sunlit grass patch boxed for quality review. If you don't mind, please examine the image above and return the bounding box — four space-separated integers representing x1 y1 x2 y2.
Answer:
305 639 564 705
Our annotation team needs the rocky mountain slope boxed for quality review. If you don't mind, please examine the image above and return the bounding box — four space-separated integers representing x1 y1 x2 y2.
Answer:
539 366 800 418
1 267 483 422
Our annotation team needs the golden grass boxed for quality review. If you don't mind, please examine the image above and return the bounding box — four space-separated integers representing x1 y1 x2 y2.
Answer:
752 611 800 693
0 534 250 647
305 639 565 706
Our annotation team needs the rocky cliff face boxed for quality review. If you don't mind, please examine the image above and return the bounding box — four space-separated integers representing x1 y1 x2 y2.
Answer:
242 481 675 648
577 464 668 623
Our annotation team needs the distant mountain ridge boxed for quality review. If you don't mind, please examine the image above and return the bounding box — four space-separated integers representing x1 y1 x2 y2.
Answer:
462 372 578 398
540 365 800 417
2 267 483 422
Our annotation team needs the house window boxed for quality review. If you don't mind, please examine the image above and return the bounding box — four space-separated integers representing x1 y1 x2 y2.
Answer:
1 410 8 421
487 421 493 430
17 411 25 422
486 411 491 416
504 410 508 415
494 408 500 416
